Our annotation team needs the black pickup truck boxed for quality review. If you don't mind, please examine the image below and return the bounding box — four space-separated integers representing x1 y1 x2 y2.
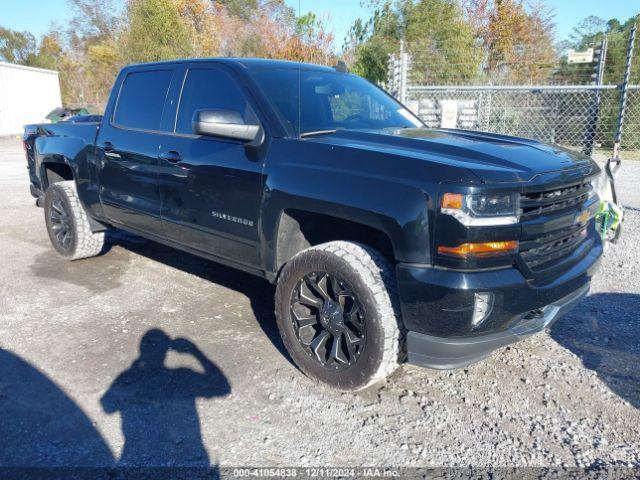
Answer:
24 59 603 390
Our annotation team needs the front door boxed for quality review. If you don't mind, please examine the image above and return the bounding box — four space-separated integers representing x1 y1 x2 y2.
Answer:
158 65 265 268
98 68 174 236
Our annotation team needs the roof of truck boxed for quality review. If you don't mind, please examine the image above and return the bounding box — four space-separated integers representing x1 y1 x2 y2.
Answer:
124 58 339 73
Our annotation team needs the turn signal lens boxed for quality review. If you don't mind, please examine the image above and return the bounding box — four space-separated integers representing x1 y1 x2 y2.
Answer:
438 240 518 258
442 193 464 210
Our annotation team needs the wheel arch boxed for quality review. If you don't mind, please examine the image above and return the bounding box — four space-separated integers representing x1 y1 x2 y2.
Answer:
261 178 432 281
265 205 402 281
39 157 107 232
41 159 74 190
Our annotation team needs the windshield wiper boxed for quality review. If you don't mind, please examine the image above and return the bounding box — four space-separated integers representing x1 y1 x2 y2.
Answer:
300 129 338 138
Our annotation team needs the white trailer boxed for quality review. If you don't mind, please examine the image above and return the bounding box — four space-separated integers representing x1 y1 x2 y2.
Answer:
0 62 62 136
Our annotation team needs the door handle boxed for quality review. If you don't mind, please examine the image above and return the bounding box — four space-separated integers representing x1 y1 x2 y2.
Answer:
102 141 114 152
159 150 182 163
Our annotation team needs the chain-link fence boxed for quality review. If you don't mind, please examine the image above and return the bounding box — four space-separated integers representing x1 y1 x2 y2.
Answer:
401 85 640 159
625 86 640 156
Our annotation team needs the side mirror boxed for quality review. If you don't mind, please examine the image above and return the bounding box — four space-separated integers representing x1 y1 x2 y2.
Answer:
192 109 261 142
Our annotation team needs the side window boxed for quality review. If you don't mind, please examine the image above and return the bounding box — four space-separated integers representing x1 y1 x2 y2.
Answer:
175 68 258 135
113 70 173 131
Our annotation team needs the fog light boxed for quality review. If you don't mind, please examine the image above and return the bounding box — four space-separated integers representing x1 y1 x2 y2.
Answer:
472 292 494 326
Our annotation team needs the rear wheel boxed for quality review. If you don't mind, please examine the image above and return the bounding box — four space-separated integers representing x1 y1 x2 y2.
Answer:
275 241 404 391
44 181 105 260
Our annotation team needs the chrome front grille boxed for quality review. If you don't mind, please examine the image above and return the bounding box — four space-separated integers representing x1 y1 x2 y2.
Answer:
520 181 592 219
519 180 594 275
520 225 588 270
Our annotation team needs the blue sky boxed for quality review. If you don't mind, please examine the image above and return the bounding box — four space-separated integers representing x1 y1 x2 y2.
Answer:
0 0 638 48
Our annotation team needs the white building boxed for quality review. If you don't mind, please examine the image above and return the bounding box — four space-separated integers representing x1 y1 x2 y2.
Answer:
0 62 62 136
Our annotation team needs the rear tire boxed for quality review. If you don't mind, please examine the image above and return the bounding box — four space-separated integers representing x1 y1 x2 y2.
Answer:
44 181 105 260
275 241 404 391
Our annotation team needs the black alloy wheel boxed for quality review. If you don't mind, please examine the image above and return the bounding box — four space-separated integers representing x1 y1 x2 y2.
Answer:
44 181 105 260
48 191 73 251
290 271 366 370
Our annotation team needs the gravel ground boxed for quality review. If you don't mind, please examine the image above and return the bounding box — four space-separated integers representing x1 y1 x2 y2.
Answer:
0 138 638 473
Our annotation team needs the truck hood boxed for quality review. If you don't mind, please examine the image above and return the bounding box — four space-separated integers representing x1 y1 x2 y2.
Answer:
309 128 595 183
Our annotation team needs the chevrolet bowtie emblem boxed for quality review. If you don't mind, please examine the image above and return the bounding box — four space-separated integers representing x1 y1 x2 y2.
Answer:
576 210 590 224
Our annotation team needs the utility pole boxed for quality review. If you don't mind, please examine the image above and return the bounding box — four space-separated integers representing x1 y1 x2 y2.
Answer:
584 37 607 156
613 23 636 159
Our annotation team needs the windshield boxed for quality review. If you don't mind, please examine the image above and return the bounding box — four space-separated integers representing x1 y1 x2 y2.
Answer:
248 68 423 137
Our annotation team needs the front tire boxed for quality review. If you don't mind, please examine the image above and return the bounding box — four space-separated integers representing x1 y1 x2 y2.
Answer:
44 181 105 260
275 241 404 391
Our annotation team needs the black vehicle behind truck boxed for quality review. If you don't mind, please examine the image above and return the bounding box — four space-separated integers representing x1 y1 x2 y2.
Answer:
24 58 603 390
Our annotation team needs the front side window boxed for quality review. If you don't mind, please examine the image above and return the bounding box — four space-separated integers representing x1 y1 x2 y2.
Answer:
248 68 423 136
175 68 258 135
114 70 173 131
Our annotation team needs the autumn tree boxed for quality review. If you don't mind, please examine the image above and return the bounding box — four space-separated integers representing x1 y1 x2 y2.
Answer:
254 10 335 64
465 0 556 83
215 0 258 19
211 0 335 64
175 0 220 57
31 33 63 71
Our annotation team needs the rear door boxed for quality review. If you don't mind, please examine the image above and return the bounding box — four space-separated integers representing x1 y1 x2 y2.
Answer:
157 64 265 268
97 67 174 236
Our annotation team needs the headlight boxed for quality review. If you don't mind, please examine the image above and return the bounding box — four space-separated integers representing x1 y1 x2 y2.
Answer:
441 192 520 226
589 173 605 200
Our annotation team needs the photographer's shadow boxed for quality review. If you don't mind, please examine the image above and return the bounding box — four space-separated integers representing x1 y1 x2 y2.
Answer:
101 329 230 467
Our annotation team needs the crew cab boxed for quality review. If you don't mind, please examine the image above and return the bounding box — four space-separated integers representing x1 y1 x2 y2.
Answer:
24 59 603 390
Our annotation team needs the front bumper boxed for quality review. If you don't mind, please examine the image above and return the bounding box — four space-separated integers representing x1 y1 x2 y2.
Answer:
397 236 602 369
406 283 589 369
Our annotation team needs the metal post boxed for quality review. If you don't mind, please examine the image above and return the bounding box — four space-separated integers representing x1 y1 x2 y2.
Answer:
387 53 399 97
399 40 408 104
386 53 394 92
584 37 607 156
613 23 636 159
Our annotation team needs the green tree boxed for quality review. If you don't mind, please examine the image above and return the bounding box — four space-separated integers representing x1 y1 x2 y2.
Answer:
601 15 640 85
344 0 482 84
122 0 193 63
405 0 482 84
86 41 121 105
344 1 401 83
554 14 639 150
557 14 639 85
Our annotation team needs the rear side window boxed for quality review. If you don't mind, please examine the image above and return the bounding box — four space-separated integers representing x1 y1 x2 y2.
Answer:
114 70 173 131
175 68 258 134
